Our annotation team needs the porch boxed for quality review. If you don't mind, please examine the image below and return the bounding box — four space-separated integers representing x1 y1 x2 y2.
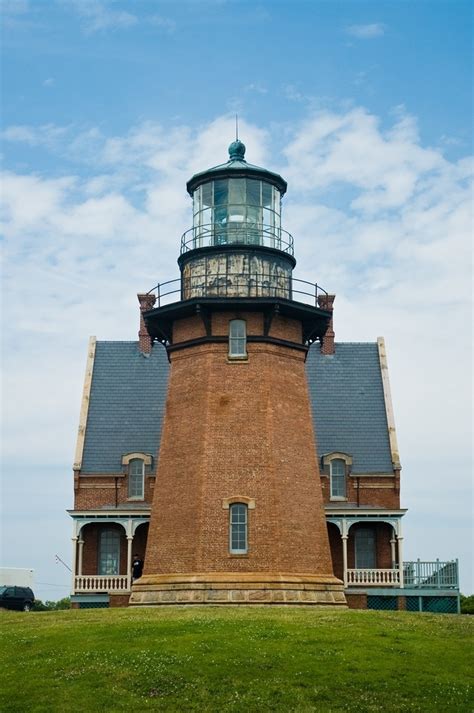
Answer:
69 511 150 599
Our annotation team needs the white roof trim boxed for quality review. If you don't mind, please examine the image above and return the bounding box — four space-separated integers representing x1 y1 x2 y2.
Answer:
377 337 401 470
73 337 97 472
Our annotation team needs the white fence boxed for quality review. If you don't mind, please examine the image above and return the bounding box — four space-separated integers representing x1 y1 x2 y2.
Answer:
347 569 401 586
74 575 130 593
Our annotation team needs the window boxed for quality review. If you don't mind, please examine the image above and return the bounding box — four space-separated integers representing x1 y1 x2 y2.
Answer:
192 178 282 248
229 503 248 554
129 458 145 499
330 458 346 499
355 528 376 569
229 319 247 358
98 529 121 575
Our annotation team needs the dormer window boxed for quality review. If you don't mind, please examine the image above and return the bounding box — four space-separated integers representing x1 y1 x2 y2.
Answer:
128 459 144 499
322 452 352 502
229 319 247 359
121 452 153 501
330 459 346 499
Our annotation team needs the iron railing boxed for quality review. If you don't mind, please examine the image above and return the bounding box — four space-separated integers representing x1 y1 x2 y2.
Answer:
403 560 459 589
147 273 328 308
180 223 294 255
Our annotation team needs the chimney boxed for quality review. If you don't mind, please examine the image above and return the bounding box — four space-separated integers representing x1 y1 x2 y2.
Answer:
137 293 156 355
317 294 335 355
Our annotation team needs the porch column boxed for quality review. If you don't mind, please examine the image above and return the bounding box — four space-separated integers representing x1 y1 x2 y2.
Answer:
390 534 397 568
342 535 348 587
71 536 78 594
78 539 84 576
126 535 133 590
397 537 404 588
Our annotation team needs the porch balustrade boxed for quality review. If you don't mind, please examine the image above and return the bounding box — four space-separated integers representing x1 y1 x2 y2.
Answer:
74 575 130 593
347 568 401 586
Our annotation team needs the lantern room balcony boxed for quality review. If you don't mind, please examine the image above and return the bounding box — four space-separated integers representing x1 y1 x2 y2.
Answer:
147 273 328 308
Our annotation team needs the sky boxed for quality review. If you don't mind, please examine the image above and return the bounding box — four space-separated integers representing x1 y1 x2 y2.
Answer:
1 0 472 600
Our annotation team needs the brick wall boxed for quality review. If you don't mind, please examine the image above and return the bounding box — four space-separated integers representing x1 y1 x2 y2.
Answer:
74 474 154 510
320 471 399 509
144 310 335 578
345 593 367 609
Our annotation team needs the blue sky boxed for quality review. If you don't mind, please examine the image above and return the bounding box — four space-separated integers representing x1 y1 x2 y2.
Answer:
1 0 472 600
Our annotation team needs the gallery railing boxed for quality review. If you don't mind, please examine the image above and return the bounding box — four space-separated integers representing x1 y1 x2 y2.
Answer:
147 274 328 308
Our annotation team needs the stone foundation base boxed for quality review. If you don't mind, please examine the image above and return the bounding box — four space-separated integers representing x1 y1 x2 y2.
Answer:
130 572 347 607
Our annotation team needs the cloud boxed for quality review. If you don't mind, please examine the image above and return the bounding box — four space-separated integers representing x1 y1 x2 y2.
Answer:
149 14 176 33
282 108 442 212
42 77 55 87
345 23 386 39
2 123 70 148
61 0 138 34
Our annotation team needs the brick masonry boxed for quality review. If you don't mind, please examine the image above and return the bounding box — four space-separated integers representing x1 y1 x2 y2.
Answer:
132 309 345 606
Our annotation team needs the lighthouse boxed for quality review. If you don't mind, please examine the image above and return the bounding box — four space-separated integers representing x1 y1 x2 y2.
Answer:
130 140 346 606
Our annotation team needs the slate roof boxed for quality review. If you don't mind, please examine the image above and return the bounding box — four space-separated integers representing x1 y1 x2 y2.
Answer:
81 342 169 473
81 340 394 475
306 343 393 474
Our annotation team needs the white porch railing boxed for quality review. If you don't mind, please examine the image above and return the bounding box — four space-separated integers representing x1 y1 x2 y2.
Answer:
347 568 400 586
74 575 130 593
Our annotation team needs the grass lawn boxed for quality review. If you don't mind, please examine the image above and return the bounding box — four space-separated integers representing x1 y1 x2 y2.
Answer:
1 606 472 712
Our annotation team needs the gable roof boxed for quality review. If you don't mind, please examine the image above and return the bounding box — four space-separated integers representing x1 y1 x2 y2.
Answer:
306 343 394 474
80 341 394 475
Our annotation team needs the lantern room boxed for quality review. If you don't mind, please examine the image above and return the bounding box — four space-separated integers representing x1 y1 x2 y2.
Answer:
180 140 295 300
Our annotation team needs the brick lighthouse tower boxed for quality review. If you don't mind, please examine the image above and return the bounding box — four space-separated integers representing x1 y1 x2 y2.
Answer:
130 140 346 606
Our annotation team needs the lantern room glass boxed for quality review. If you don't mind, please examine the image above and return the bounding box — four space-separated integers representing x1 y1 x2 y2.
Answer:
192 178 281 249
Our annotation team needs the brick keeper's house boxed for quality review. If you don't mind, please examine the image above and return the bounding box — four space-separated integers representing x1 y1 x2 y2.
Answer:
69 140 460 612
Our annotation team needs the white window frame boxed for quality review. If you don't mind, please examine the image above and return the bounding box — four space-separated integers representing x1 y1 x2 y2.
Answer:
128 458 145 500
229 503 248 554
228 319 247 359
330 458 346 500
98 529 121 575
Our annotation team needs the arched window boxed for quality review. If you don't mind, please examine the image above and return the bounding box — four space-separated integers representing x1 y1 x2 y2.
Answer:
330 458 346 499
129 458 145 499
229 503 248 554
229 319 247 358
355 528 376 569
98 529 121 575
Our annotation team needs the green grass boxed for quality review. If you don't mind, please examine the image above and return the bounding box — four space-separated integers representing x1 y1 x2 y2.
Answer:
1 607 472 712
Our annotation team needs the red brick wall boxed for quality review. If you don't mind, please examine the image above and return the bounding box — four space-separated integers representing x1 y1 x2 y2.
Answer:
345 593 367 609
320 474 399 509
74 475 154 510
145 311 335 578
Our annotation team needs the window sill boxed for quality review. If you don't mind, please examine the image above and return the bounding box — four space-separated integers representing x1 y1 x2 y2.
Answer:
227 357 248 363
229 553 249 558
330 497 348 502
127 497 145 502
